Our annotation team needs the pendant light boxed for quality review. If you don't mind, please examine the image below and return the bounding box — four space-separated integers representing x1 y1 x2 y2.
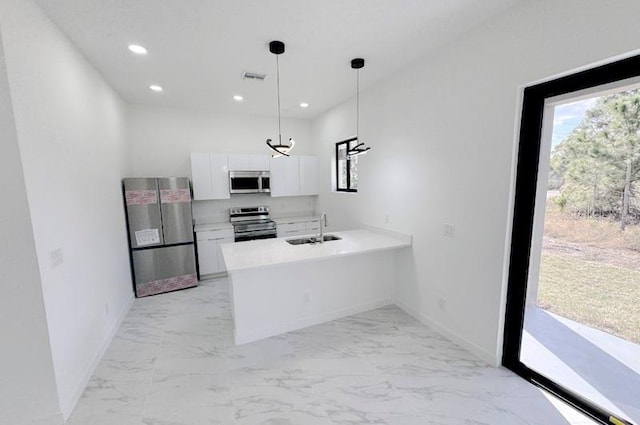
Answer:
266 40 295 158
348 58 371 159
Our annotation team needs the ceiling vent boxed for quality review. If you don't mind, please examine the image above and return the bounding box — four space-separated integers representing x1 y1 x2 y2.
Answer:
242 71 266 81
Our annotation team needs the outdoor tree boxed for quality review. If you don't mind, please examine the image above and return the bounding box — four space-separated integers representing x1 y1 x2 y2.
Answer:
551 89 640 229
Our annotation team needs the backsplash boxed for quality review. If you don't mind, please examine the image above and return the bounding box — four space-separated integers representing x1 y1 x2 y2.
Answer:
192 194 317 224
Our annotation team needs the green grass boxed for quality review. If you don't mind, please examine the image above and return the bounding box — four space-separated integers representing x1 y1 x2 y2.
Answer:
538 253 640 344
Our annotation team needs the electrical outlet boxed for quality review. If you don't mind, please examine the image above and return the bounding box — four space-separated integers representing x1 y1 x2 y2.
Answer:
105 303 109 317
443 223 455 237
384 214 390 224
50 248 64 268
303 292 310 304
438 297 447 310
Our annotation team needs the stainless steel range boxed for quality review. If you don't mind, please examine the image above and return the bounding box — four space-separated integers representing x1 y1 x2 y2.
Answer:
230 206 277 242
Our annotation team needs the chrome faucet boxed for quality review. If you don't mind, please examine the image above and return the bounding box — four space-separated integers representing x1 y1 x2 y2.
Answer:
316 212 328 243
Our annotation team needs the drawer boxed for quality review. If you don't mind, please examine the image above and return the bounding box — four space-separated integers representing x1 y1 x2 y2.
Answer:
306 222 320 232
280 230 301 236
277 222 306 233
196 228 234 241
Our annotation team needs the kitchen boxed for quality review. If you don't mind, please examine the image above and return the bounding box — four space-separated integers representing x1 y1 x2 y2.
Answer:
2 1 639 425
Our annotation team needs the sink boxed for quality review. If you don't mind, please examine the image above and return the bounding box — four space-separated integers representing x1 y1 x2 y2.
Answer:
286 234 342 245
286 237 315 245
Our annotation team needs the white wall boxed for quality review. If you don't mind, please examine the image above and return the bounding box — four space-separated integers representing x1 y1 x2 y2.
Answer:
128 104 314 177
311 0 640 365
0 28 63 425
128 104 317 220
0 0 134 418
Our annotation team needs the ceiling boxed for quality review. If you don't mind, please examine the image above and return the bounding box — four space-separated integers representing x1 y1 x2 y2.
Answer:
34 0 523 118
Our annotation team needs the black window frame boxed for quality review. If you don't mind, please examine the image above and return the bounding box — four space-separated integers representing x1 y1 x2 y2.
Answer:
503 54 640 425
336 137 358 193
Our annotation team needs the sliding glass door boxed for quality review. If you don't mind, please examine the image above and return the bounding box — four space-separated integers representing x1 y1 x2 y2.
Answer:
503 55 640 425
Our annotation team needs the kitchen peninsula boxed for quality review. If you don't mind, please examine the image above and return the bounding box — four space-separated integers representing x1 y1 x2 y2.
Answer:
221 227 412 344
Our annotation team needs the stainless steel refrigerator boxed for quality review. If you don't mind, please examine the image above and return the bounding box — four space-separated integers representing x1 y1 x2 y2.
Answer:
123 177 197 297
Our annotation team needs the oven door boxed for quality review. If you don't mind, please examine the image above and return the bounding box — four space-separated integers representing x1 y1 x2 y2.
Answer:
229 171 260 194
235 230 277 242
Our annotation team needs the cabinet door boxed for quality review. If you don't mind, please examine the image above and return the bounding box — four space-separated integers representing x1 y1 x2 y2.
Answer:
228 154 248 171
210 154 230 199
277 222 306 237
249 154 270 171
190 153 213 200
306 220 320 233
299 156 319 195
228 154 270 171
196 239 219 275
216 237 235 272
270 156 300 197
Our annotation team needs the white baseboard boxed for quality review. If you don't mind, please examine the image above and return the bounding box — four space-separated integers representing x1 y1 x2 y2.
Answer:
394 301 500 367
235 298 394 345
199 271 227 280
22 412 64 425
59 292 135 420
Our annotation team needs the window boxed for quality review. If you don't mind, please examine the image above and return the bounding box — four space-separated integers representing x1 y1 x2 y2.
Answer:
503 54 640 425
336 137 359 192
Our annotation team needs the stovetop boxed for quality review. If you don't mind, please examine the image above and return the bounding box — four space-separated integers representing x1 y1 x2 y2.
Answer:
229 206 277 239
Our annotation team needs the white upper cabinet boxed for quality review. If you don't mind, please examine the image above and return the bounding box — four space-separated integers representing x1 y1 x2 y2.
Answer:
298 155 319 196
190 153 213 200
193 153 318 199
209 154 230 199
228 154 270 171
190 153 230 200
270 156 300 197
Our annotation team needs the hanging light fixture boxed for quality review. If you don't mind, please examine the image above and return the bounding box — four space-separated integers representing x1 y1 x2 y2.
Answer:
348 58 371 159
266 40 295 158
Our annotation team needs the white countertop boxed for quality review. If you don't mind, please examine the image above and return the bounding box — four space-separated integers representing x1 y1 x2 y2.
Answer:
221 227 411 272
193 221 233 232
272 215 318 224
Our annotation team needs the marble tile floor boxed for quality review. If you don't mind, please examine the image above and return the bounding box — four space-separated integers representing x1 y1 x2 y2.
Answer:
66 278 596 425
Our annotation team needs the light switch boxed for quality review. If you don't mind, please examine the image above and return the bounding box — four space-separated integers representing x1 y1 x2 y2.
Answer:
50 248 64 268
443 224 455 237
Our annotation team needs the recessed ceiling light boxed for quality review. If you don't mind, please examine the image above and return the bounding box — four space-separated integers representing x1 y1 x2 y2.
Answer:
233 95 244 101
128 44 148 55
149 85 163 92
300 102 309 108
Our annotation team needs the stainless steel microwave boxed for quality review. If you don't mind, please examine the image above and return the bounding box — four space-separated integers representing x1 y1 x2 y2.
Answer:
229 171 271 194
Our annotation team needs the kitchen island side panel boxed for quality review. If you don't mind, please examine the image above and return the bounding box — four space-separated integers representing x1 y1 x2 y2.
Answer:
228 250 396 344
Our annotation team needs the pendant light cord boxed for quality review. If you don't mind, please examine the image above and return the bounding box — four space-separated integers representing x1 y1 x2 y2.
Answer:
356 69 360 140
276 54 282 144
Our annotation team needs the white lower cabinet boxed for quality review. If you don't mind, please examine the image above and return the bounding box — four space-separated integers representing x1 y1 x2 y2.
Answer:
276 219 320 238
277 222 306 238
306 221 320 233
196 229 234 275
